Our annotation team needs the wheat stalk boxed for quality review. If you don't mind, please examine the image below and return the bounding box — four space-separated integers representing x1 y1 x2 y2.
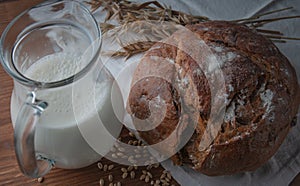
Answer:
87 0 300 59
111 41 157 59
86 0 209 24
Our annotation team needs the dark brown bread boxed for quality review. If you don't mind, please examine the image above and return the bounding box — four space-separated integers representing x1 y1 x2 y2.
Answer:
128 21 300 176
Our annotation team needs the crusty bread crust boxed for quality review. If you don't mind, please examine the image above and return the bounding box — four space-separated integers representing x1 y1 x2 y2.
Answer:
128 21 300 176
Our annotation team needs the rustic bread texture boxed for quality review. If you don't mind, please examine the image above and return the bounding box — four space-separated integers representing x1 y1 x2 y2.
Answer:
128 21 300 176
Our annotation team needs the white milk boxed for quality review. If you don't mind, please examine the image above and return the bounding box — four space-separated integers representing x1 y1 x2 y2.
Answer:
11 53 122 169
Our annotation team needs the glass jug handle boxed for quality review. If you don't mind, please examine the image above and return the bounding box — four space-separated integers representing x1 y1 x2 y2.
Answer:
14 92 54 178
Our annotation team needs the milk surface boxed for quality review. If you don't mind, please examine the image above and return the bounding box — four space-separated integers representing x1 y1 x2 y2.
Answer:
22 52 101 128
24 52 85 82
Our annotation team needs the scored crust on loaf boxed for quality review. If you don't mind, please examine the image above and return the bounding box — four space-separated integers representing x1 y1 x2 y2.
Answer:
128 21 300 176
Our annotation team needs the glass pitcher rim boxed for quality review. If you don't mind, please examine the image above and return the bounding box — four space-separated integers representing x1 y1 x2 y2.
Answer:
0 0 102 89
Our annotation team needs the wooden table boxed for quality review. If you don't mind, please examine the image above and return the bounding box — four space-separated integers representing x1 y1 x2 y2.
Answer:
0 1 299 185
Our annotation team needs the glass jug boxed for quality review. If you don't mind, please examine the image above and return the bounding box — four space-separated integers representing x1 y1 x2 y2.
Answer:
0 0 122 178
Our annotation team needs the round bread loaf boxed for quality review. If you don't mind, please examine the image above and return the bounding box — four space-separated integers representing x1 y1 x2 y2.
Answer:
128 21 300 176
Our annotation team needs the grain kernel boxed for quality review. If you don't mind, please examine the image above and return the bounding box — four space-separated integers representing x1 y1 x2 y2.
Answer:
167 172 172 179
128 155 134 161
140 174 146 180
128 140 133 145
117 152 124 157
128 156 136 163
129 132 134 137
122 172 128 179
154 163 160 168
108 174 113 182
108 164 114 170
112 153 118 158
135 154 142 158
130 171 135 179
97 162 103 170
103 164 108 171
121 168 127 173
161 179 168 184
147 172 153 178
117 182 121 186
145 175 150 183
118 147 125 152
127 166 133 171
110 147 116 152
147 165 153 170
37 177 44 183
99 179 104 186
